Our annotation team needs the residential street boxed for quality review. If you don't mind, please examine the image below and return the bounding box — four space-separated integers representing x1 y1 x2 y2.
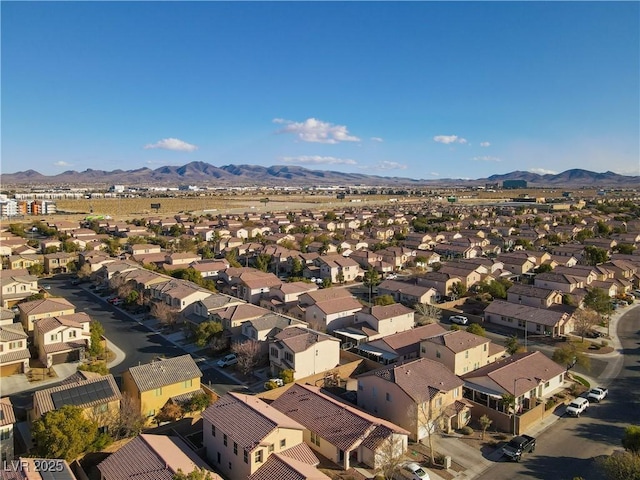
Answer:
475 305 639 480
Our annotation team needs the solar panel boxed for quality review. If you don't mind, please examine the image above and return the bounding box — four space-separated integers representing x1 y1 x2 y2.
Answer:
50 379 114 409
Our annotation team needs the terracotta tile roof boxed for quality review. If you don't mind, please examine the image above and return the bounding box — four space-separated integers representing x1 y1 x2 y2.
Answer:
0 348 31 364
43 339 88 354
359 358 464 402
202 392 304 452
484 300 568 327
271 384 408 452
33 374 121 416
17 297 74 316
273 327 337 354
0 323 28 342
97 434 218 480
312 297 362 315
248 446 329 480
0 397 16 426
462 351 566 397
424 329 489 354
299 288 352 306
212 303 269 322
127 354 202 392
365 304 414 320
375 323 447 354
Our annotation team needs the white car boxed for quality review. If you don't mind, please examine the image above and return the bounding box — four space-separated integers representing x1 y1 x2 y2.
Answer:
566 397 589 417
400 462 430 480
586 387 608 402
449 315 469 325
216 354 238 368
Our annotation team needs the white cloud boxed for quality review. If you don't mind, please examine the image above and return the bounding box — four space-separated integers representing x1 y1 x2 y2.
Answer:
529 168 558 175
274 118 360 144
371 137 384 143
429 172 440 177
280 155 357 166
472 156 501 162
480 141 491 147
371 161 407 171
53 161 71 167
144 138 198 152
434 135 467 145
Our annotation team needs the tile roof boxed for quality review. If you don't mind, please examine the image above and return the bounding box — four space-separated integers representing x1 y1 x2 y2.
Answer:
312 297 363 315
127 354 202 392
424 329 489 354
202 392 304 452
462 351 566 397
273 327 337 354
484 300 568 327
43 339 88 354
373 323 447 354
0 323 28 342
0 348 31 364
17 297 74 316
364 304 414 320
97 434 218 480
271 384 408 452
248 446 329 480
33 374 121 416
359 357 464 402
507 284 557 299
0 397 16 426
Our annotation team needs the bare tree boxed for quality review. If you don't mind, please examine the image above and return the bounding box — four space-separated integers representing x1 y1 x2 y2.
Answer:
115 395 147 439
412 387 448 466
414 302 442 325
231 339 262 375
151 301 179 326
374 434 406 479
77 263 92 280
573 307 600 342
117 280 136 300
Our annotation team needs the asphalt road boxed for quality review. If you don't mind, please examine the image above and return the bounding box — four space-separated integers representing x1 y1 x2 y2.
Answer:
476 305 639 480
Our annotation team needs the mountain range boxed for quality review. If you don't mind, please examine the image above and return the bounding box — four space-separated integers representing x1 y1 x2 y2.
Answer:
1 162 638 188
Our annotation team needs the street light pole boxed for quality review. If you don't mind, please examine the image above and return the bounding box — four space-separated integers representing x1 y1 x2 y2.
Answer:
513 376 532 434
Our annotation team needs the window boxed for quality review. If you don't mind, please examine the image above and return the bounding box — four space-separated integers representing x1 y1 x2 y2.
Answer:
483 344 487 352
211 425 216 437
310 432 321 446
270 348 278 358
223 434 228 446
421 346 426 354
453 387 459 398
154 387 162 397
228 462 232 470
436 350 441 358
50 334 57 342
147 409 155 417
465 351 469 359
0 428 11 441
358 383 363 391
280 439 286 448
233 442 238 455
217 452 221 464
284 352 294 363
255 450 263 463
545 381 550 388
68 330 77 338
183 379 193 388
268 444 274 453
386 392 391 402
244 450 248 464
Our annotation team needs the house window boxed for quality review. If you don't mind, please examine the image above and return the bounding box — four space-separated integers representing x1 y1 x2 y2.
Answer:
8 341 21 350
244 450 248 464
436 350 441 358
68 330 77 338
0 428 11 441
154 387 162 397
233 442 238 455
147 409 155 417
421 347 426 354
50 334 57 342
483 344 487 352
268 444 274 453
183 379 193 388
270 347 279 358
228 462 232 470
545 381 550 388
454 387 460 398
280 439 286 448
358 383 363 391
284 352 294 363
310 432 321 446
386 392 391 402
211 425 216 437
465 351 469 359
255 450 263 463
223 434 228 446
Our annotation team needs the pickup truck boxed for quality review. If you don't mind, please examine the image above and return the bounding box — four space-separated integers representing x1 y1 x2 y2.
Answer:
565 397 589 417
586 387 608 402
503 434 536 462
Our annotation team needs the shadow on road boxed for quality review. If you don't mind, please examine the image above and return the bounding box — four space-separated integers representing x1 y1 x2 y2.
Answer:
519 455 600 480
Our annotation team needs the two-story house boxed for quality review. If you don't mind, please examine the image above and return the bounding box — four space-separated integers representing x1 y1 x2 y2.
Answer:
269 327 340 380
18 297 75 334
353 304 415 340
0 273 39 308
203 392 318 480
298 288 363 332
34 313 91 366
317 255 361 284
377 280 438 306
506 284 564 309
43 252 78 274
356 358 470 441
122 355 203 421
484 300 574 337
272 383 410 471
0 323 30 376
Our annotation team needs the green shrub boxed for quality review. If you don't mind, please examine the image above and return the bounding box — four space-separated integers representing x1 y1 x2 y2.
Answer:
545 398 557 410
460 426 474 436
601 340 608 347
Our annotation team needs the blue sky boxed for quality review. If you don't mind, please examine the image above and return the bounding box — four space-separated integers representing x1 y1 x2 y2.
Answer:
2 1 639 179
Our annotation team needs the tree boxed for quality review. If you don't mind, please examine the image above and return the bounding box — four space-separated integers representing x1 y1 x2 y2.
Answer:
321 277 332 289
450 281 467 299
374 435 406 480
466 323 486 337
584 288 613 317
114 395 146 440
505 335 522 355
573 308 600 342
597 451 640 480
584 245 609 266
616 243 636 255
231 339 262 375
193 321 223 348
151 301 179 326
155 402 183 425
414 303 441 325
170 268 204 286
290 257 304 278
535 263 553 274
77 263 92 280
62 240 80 253
479 414 493 440
44 245 60 254
126 290 140 305
413 390 448 466
88 321 105 358
622 425 640 455
374 295 395 306
363 267 381 304
78 361 109 376
552 343 590 371
336 271 345 285
184 392 211 414
281 369 294 384
28 263 45 276
173 467 215 480
32 405 99 461
103 238 121 256
255 253 272 272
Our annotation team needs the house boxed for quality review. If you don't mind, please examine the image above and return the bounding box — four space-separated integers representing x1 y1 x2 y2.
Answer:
353 304 415 340
419 329 505 375
98 434 220 480
271 383 410 470
34 313 91 367
202 392 310 480
211 303 271 333
241 313 307 345
416 272 463 298
149 279 212 311
129 243 162 255
237 272 283 304
0 323 30 377
18 297 75 334
189 259 230 278
0 397 16 462
461 351 566 434
0 273 39 308
506 284 564 309
377 280 438 306
498 252 538 276
8 254 43 271
355 323 447 365
183 293 244 326
122 355 203 421
484 300 574 337
356 358 470 441
437 265 483 290
269 327 340 380
43 252 78 274
317 255 361 283
247 443 329 480
298 288 363 332
32 372 121 428
534 272 584 293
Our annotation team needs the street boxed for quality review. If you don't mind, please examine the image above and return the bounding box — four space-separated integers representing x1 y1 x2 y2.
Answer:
476 305 639 480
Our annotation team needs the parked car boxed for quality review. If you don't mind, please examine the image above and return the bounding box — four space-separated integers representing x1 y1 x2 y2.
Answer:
586 387 608 403
41 284 51 290
585 330 603 339
566 397 589 417
216 354 238 368
107 296 121 304
502 434 536 462
398 462 430 480
111 299 123 306
449 315 469 325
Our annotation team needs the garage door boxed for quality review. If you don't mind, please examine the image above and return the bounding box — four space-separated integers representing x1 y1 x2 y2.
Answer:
0 362 24 377
51 350 80 365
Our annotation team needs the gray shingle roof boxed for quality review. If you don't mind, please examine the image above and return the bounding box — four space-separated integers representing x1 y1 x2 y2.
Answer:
127 354 202 392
